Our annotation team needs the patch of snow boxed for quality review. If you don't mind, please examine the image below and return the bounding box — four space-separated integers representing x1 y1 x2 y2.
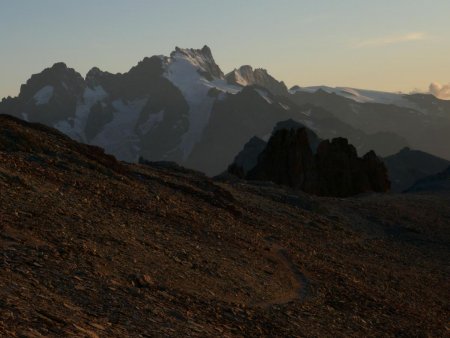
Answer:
33 85 54 105
232 70 249 86
279 103 290 110
54 120 75 137
255 89 273 104
139 110 165 135
301 109 312 117
54 85 108 142
261 132 271 142
76 86 108 135
210 79 241 94
301 120 315 130
164 56 215 159
163 51 241 159
290 85 418 109
91 98 148 163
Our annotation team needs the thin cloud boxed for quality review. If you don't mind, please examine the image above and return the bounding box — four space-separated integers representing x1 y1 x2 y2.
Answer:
355 32 426 48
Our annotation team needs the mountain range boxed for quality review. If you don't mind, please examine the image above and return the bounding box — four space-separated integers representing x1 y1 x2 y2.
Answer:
1 46 449 176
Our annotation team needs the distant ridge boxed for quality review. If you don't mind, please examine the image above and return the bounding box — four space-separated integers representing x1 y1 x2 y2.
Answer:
1 46 449 175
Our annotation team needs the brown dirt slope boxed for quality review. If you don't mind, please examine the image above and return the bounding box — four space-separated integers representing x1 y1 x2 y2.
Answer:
0 114 449 337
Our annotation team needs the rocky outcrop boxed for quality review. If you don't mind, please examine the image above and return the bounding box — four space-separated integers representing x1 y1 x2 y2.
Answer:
226 65 288 96
234 127 390 197
272 119 322 153
172 45 224 80
1 63 86 126
314 138 390 196
227 119 322 179
247 128 317 191
363 150 392 193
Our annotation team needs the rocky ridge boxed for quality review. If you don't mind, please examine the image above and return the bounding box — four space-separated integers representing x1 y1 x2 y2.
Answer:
226 65 288 96
5 46 441 176
229 122 390 197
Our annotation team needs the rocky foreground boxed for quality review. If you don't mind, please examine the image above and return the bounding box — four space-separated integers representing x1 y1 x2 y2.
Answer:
0 115 449 337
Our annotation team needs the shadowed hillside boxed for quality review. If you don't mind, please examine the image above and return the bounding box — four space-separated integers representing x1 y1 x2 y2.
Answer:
0 115 449 336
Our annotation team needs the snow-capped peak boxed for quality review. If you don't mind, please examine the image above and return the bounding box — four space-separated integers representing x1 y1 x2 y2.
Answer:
226 65 254 86
226 65 288 96
169 45 224 80
163 46 240 159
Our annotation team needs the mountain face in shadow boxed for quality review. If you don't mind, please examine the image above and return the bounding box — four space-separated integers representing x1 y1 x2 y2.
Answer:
228 122 390 197
1 46 448 176
406 165 450 193
384 147 450 192
289 88 450 161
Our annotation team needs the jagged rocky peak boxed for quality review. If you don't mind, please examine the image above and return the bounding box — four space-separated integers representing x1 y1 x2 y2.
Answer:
86 56 164 88
50 62 69 71
272 119 305 133
129 56 165 76
85 66 109 85
314 137 390 196
289 85 302 93
226 65 288 96
173 45 215 61
227 120 322 178
7 62 88 126
170 45 224 80
19 62 85 101
230 123 390 197
228 136 267 178
247 127 317 190
226 65 255 86
85 67 117 91
272 119 321 153
362 150 392 193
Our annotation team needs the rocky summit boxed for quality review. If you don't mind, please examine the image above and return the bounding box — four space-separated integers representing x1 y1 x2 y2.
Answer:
230 123 390 197
0 115 449 337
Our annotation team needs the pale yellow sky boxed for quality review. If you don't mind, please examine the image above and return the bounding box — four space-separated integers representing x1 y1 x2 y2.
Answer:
1 1 449 98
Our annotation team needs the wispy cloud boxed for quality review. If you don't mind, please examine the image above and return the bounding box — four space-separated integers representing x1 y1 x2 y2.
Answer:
355 32 427 48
